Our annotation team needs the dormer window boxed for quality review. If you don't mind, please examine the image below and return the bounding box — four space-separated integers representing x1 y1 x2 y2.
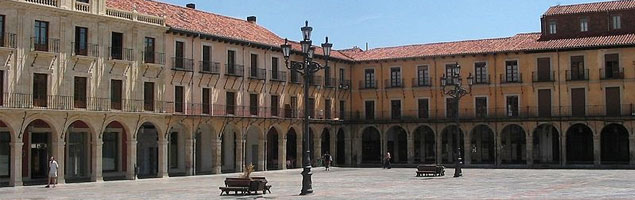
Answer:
611 15 621 30
548 20 557 34
580 18 588 32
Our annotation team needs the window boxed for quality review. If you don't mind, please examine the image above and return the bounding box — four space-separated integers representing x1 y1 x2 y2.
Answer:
174 86 184 113
110 80 122 110
548 20 557 34
74 77 87 108
34 20 49 51
538 89 552 117
77 0 89 3
339 68 345 82
324 66 331 86
474 62 487 84
290 96 298 118
506 96 519 117
536 57 551 82
144 37 155 63
202 88 210 114
271 57 279 80
445 63 458 84
227 50 236 74
418 99 429 119
570 56 585 80
325 99 332 119
390 67 401 87
571 88 585 117
271 95 279 117
416 65 429 86
475 97 487 117
391 100 401 119
611 15 621 30
250 93 258 115
202 45 211 72
290 64 300 83
605 87 621 116
604 54 620 79
74 27 88 56
226 92 235 115
111 32 123 60
365 101 375 120
446 98 457 119
580 18 588 32
143 82 154 111
364 69 375 88
339 100 346 119
505 60 519 82
175 41 184 69
169 132 178 169
33 73 48 107
0 15 5 47
250 54 258 78
308 98 315 118
102 131 118 172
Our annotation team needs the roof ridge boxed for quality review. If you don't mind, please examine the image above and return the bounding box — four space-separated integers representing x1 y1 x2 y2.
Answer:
549 0 632 9
363 34 534 52
141 0 255 25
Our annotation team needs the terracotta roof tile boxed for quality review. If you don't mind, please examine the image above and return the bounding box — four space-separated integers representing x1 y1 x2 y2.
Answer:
544 0 635 16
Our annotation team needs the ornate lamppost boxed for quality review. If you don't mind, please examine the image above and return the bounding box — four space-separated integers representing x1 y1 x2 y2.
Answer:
280 21 332 195
440 62 473 177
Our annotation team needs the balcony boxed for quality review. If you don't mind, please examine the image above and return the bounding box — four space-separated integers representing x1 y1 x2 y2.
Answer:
24 0 59 7
270 70 287 82
566 69 589 81
325 78 336 88
199 61 220 74
532 71 556 82
309 75 323 86
109 47 134 61
600 68 624 80
171 57 194 71
412 78 432 87
248 68 266 80
359 80 377 89
30 37 60 53
0 33 17 49
74 0 90 12
142 51 165 65
500 73 523 84
105 8 165 26
338 80 351 89
225 64 244 77
385 79 404 88
473 75 490 85
289 72 301 84
71 43 99 57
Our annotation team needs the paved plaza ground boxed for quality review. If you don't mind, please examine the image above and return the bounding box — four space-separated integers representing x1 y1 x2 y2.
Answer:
1 167 634 199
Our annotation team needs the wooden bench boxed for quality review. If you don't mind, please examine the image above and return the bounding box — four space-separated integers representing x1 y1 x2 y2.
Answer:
219 177 272 195
251 177 272 194
416 165 445 177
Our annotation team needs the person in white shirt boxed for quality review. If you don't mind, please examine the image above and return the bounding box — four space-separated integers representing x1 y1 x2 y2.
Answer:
46 156 58 188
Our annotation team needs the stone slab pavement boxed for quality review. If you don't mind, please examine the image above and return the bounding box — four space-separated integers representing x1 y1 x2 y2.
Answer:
1 167 634 199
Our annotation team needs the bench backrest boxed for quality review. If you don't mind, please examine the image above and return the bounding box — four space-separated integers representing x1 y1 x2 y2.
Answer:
417 165 437 171
225 178 251 187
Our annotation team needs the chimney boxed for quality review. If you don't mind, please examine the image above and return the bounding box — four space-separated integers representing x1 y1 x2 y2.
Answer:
247 16 257 23
186 3 195 9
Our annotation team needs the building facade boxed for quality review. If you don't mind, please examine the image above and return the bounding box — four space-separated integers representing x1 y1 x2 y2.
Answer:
0 0 634 187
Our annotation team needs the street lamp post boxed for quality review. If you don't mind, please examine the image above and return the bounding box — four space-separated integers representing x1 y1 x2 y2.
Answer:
440 63 473 178
280 21 332 195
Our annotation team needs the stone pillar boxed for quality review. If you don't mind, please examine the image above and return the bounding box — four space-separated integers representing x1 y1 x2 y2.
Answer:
526 133 533 166
314 137 322 166
54 140 66 184
496 132 502 166
593 134 601 166
257 138 265 171
10 142 23 186
91 140 103 182
235 135 244 172
407 134 414 164
464 132 471 165
345 136 352 166
630 134 635 165
158 140 168 178
561 133 567 166
126 140 136 180
184 138 194 176
279 137 287 170
296 134 303 167
212 138 221 174
436 132 443 165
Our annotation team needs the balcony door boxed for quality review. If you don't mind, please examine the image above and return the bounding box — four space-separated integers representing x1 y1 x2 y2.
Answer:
34 20 49 51
111 32 123 60
391 100 401 119
74 77 87 109
33 73 48 107
227 50 236 74
74 27 88 56
570 56 584 80
537 58 551 81
390 67 401 87
605 87 621 116
538 89 551 117
364 69 375 88
571 88 585 117
365 101 374 120
175 41 184 69
111 80 122 110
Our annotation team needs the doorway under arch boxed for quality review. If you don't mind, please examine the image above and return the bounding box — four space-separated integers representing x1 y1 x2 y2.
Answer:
386 126 407 164
533 124 560 164
601 124 629 164
501 124 526 164
136 122 159 178
470 125 495 164
414 126 435 164
361 127 381 164
441 125 463 164
566 124 594 164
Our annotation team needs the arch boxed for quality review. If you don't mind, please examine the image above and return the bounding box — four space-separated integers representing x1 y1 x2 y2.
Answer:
566 123 593 164
336 128 346 165
414 125 435 164
245 125 261 170
167 123 188 176
266 127 279 170
470 125 495 164
195 123 216 175
102 121 128 179
65 120 93 181
22 119 55 181
361 126 381 164
0 120 12 179
533 124 560 164
136 122 159 178
441 125 463 164
501 124 526 164
286 127 298 169
601 124 629 164
386 126 407 164
321 128 330 157
221 124 240 173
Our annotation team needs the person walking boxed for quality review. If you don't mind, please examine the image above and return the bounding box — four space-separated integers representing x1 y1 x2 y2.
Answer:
383 152 391 169
46 156 59 188
323 152 332 171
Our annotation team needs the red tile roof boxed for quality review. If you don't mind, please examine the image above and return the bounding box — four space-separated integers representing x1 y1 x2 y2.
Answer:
544 0 635 16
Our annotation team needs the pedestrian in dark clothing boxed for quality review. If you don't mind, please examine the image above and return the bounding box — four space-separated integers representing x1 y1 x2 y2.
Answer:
383 152 391 169
323 152 332 171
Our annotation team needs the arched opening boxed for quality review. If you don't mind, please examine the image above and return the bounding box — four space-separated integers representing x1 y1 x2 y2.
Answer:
245 126 261 170
533 124 560 164
336 128 346 165
414 126 435 164
136 122 159 178
286 128 298 169
22 119 53 182
441 125 463 164
386 126 407 164
361 127 381 164
266 128 279 170
65 121 92 181
566 124 593 164
501 124 526 164
321 129 330 157
221 126 238 173
195 124 214 175
102 121 126 180
0 121 11 183
470 125 495 164
167 124 187 176
601 124 629 164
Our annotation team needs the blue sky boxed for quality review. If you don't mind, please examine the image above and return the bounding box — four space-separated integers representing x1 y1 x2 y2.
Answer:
161 0 610 50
